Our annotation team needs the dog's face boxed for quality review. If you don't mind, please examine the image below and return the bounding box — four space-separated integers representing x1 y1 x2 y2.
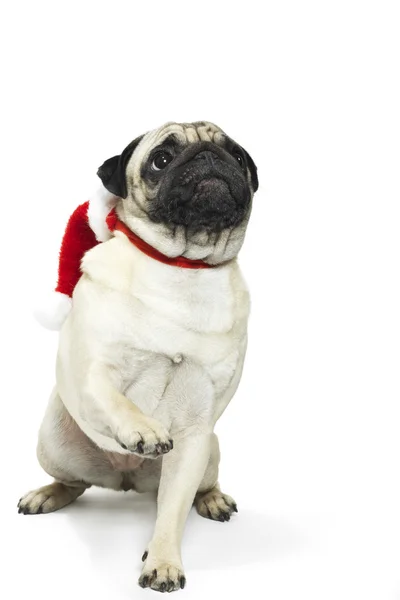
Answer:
98 122 258 263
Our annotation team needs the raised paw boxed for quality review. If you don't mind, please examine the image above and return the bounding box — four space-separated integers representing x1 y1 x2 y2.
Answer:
18 482 86 515
114 415 173 459
195 486 238 522
139 561 186 593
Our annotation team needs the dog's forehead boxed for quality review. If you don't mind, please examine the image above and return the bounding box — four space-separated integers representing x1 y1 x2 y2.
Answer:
143 121 226 151
126 121 227 180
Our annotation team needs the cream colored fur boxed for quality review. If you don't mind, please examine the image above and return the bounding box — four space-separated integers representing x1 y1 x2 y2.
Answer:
19 121 254 593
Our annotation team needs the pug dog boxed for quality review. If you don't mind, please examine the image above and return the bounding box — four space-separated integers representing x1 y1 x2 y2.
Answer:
18 121 258 593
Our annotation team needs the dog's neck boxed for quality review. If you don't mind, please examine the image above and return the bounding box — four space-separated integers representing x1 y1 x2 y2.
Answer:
109 215 218 270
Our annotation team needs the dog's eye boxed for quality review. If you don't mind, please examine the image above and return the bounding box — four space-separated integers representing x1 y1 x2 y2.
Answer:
233 151 245 170
152 151 173 171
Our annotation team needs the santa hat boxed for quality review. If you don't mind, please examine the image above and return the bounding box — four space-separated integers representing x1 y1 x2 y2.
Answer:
33 184 215 330
34 185 119 330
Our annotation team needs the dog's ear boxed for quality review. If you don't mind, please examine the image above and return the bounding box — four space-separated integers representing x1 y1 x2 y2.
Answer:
243 148 259 192
97 135 144 198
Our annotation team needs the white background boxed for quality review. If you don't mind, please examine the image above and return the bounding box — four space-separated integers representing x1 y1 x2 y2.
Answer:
1 1 400 598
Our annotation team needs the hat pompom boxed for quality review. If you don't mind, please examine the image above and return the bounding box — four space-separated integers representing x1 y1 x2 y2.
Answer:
33 292 72 331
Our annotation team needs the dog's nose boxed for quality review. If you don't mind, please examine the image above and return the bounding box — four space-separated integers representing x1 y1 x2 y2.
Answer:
194 150 219 166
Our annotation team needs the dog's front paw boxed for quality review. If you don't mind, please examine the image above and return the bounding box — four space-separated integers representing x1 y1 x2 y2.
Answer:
195 486 238 522
114 415 173 458
139 558 186 593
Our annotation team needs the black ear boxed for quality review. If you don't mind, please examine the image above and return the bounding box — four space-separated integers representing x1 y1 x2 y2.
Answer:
97 134 145 198
243 148 259 192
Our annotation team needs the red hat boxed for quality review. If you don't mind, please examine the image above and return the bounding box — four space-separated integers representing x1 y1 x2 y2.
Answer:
34 185 118 330
34 183 218 331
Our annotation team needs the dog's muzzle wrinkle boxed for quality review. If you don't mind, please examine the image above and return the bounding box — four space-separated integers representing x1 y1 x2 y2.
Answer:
149 144 251 233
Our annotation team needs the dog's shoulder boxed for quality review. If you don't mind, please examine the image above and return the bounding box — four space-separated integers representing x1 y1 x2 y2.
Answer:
80 234 135 294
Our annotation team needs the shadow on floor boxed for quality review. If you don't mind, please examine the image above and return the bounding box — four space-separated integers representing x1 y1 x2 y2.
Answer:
64 488 307 578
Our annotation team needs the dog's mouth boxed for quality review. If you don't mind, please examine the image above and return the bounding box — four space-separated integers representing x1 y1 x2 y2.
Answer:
149 156 251 233
194 177 231 197
192 177 235 208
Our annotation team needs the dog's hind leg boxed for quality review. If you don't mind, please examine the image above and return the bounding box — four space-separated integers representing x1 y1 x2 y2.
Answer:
18 481 87 515
18 387 124 515
17 388 93 515
194 433 238 522
195 483 238 522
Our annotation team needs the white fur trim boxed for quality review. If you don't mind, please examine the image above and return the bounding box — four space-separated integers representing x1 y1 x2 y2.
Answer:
33 292 72 331
87 185 119 242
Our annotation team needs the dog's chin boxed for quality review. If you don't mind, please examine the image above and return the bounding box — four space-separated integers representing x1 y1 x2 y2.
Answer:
120 197 249 265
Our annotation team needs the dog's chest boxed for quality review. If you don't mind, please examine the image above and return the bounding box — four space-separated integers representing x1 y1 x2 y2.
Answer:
80 238 249 409
111 267 244 388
